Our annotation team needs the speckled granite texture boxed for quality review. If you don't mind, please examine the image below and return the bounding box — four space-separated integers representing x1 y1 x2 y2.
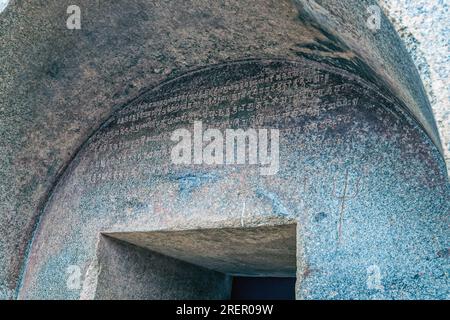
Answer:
0 0 448 299
379 0 450 173
18 57 449 300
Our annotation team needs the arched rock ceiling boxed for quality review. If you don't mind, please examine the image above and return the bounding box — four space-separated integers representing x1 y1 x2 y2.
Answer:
0 0 447 299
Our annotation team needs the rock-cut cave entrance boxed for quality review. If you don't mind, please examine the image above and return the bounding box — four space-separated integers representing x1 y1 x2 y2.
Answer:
93 223 298 300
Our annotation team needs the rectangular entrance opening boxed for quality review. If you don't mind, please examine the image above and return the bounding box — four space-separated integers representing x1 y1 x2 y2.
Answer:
95 223 298 300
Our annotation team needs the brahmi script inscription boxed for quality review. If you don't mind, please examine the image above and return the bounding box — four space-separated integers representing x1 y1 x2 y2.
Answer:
77 59 381 186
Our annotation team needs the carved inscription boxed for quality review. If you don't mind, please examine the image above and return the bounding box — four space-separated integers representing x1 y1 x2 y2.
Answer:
79 60 371 184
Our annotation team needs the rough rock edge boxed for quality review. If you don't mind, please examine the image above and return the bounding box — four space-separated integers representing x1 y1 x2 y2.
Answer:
378 0 450 173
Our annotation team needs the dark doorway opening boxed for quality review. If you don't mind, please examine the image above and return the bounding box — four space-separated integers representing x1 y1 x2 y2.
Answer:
100 223 298 299
231 277 296 300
